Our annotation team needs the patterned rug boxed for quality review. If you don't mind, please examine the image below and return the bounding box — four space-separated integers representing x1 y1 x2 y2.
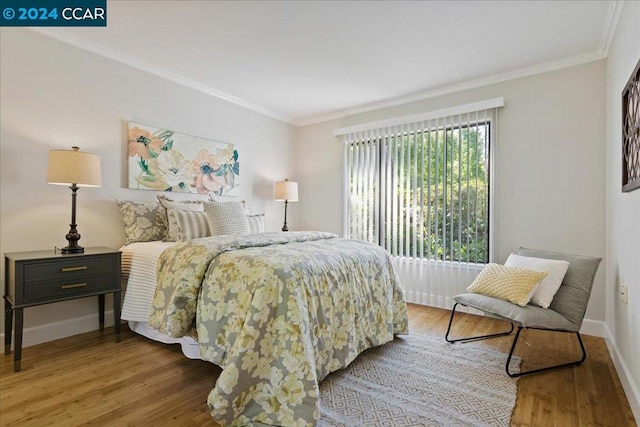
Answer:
319 334 520 427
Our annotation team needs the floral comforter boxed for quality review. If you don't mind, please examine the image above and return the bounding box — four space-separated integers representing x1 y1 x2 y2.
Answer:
149 231 408 426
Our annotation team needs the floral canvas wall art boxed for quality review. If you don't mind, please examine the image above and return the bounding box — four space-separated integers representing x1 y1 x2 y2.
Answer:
127 122 239 195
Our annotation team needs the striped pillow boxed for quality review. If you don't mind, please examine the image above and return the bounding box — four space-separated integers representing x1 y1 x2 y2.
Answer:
158 195 204 241
247 214 265 233
204 201 249 235
168 209 211 241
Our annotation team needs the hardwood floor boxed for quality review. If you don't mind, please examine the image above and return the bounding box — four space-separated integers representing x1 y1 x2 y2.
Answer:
0 303 636 426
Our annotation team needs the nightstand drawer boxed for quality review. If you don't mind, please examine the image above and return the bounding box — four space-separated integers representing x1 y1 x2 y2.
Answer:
24 256 116 282
25 274 116 302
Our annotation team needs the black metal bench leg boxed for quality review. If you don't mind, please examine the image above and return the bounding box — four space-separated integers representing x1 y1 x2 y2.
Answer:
445 302 514 343
506 329 587 377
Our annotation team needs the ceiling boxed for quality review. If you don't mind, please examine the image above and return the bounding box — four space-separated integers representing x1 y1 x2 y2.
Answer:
39 1 619 125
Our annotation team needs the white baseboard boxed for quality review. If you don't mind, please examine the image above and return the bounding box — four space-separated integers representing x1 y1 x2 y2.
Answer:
580 318 605 337
0 311 115 350
604 324 640 424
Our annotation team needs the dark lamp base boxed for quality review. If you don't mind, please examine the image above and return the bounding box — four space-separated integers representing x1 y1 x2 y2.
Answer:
61 245 84 254
61 184 85 254
281 199 290 232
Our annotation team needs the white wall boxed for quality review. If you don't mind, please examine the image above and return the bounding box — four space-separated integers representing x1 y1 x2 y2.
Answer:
298 60 607 325
605 0 640 419
0 29 298 344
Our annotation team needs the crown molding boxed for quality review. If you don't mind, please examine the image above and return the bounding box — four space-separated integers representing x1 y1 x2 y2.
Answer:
598 0 624 57
28 28 296 125
28 13 617 131
294 50 605 127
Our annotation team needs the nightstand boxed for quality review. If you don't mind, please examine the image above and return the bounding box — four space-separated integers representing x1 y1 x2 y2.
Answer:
3 247 122 372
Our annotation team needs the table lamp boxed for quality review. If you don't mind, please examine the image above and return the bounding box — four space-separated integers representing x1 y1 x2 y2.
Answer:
274 179 298 232
47 146 101 253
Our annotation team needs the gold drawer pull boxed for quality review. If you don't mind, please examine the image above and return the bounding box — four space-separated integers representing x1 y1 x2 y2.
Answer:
61 283 87 290
60 265 88 273
61 266 88 272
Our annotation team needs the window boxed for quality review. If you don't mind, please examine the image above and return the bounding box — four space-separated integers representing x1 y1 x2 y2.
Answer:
342 103 499 264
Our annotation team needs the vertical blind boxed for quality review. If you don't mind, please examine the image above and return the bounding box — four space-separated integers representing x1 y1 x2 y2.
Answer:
343 106 498 264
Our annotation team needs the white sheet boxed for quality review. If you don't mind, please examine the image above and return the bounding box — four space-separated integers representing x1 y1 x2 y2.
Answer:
121 241 175 322
127 321 200 359
120 241 200 359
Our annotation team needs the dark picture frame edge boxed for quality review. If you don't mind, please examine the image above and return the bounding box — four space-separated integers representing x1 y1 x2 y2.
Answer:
621 58 640 193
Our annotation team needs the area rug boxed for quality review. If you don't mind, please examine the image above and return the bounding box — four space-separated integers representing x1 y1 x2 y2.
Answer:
319 334 520 427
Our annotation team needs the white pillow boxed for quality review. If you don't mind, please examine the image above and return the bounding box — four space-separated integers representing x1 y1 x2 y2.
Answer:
504 253 570 309
208 195 253 214
247 214 265 233
203 200 249 235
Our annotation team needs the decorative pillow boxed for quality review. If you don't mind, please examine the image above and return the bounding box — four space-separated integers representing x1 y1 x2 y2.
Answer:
247 214 265 233
116 200 167 245
208 194 252 214
466 263 548 307
204 200 249 235
157 195 205 241
504 253 570 309
168 209 211 241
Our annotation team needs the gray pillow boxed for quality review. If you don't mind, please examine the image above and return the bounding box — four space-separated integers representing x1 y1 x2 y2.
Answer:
204 200 249 236
116 200 167 245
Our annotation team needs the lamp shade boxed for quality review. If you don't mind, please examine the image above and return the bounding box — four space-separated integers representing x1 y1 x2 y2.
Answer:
274 179 298 202
47 146 101 187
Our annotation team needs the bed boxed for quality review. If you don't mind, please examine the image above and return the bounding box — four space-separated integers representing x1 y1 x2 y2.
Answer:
121 231 408 426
